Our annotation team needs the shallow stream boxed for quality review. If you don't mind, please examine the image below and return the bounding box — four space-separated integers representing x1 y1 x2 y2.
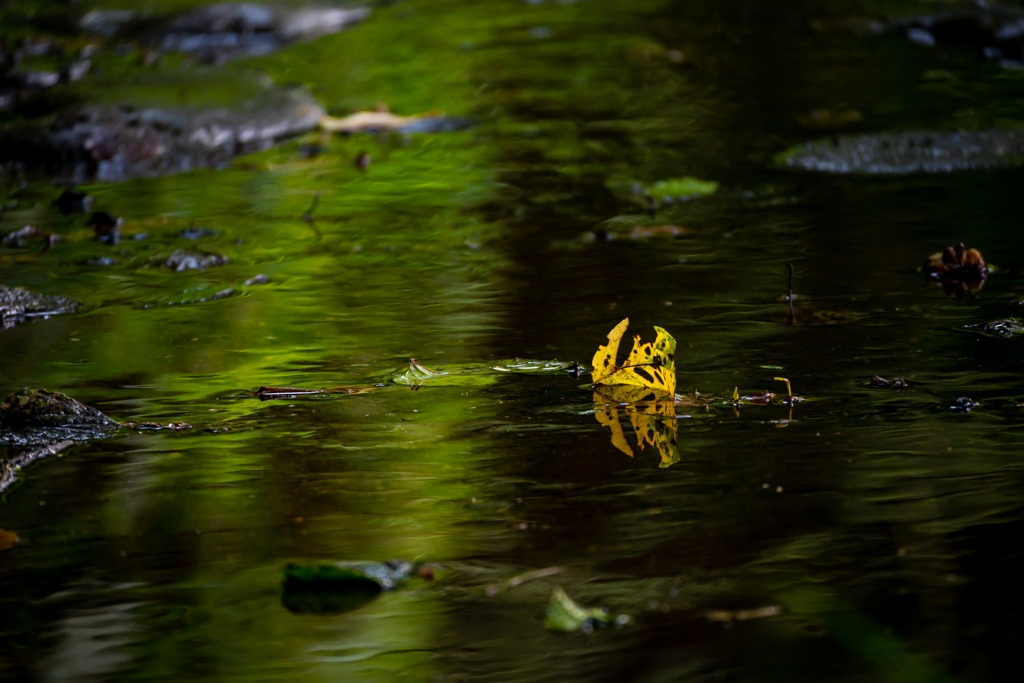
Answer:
4 1 1024 681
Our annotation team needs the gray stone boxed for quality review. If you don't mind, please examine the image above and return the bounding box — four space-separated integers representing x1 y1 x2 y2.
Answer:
778 130 1024 174
0 85 324 183
0 285 78 329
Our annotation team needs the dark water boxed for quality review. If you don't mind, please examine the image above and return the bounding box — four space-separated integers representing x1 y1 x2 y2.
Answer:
4 0 1024 680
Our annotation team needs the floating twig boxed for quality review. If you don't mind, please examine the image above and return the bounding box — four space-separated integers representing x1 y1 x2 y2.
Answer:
786 262 796 325
485 566 565 596
301 191 321 223
705 605 780 623
256 385 376 400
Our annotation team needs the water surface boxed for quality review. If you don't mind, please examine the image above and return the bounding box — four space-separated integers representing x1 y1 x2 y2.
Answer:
3 1 1024 681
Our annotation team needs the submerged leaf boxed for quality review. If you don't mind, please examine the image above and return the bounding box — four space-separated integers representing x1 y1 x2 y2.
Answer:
647 177 718 202
0 529 19 550
591 318 676 395
544 587 612 633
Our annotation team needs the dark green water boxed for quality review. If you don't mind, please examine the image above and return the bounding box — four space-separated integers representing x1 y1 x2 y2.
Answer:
4 0 1024 680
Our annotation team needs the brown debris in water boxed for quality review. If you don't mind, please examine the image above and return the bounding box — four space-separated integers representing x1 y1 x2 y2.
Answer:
923 242 989 299
122 421 193 431
870 376 908 391
705 605 781 623
0 529 19 550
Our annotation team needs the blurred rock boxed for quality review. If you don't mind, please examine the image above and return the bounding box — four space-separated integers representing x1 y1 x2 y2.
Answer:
0 285 77 329
0 86 324 183
778 130 1024 173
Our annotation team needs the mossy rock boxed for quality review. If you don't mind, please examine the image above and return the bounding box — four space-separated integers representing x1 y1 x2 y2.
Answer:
0 389 117 432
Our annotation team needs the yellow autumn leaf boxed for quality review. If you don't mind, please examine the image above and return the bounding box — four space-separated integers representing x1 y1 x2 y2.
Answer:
590 318 676 395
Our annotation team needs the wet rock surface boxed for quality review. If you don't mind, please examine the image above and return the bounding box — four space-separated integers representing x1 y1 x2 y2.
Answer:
82 3 370 63
54 189 94 214
949 396 979 413
778 130 1024 174
0 390 122 492
0 389 118 447
821 4 1024 69
154 3 371 62
156 249 228 272
870 376 908 391
1 41 92 112
1 85 324 183
969 318 1024 338
1 440 75 494
0 285 78 329
891 5 1024 69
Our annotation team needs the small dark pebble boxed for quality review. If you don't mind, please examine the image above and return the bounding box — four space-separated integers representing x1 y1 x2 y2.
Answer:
244 274 270 286
54 189 94 214
949 397 979 413
298 144 324 159
178 227 220 240
158 249 227 272
88 211 120 229
89 211 122 245
870 376 907 391
355 151 371 171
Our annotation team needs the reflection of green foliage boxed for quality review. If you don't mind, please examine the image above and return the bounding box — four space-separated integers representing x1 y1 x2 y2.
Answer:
282 583 380 616
786 591 957 683
282 563 383 615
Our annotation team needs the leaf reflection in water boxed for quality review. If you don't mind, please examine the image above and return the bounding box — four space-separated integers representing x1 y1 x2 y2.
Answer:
593 385 680 468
